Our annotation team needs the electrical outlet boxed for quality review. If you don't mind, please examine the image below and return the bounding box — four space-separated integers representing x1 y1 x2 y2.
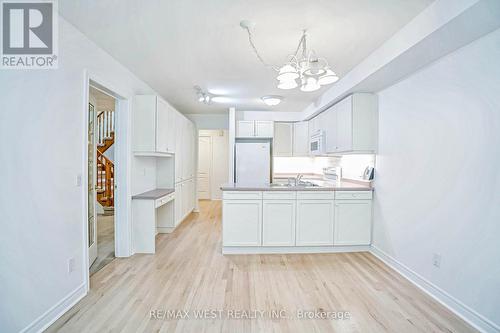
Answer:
143 168 146 176
76 174 82 187
432 253 441 268
68 258 75 273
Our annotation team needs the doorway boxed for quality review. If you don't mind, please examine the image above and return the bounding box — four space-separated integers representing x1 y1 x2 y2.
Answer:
88 86 117 275
197 130 229 200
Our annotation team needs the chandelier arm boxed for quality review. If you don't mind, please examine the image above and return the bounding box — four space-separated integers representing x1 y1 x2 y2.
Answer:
291 31 307 59
244 27 279 71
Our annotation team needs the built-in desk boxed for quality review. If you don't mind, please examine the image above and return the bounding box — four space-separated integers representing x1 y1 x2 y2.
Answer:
132 188 175 253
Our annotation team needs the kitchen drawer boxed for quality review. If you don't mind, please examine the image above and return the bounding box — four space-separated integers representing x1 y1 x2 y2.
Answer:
223 191 262 200
297 191 335 200
335 191 372 200
263 191 296 200
154 194 174 208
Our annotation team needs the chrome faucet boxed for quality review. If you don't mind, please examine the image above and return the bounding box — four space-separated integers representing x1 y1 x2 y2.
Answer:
296 174 304 185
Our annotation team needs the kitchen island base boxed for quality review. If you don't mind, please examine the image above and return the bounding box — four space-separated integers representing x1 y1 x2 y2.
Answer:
222 245 371 255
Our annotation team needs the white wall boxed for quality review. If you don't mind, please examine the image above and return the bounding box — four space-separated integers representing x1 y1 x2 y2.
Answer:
0 17 160 332
373 28 500 330
187 113 228 129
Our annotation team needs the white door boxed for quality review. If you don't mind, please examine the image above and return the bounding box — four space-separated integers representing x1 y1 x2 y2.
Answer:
293 122 309 156
155 98 169 153
166 104 176 152
175 183 182 226
334 200 372 245
223 200 262 246
175 113 183 183
336 97 353 152
274 122 293 157
237 121 255 137
324 106 338 153
235 142 270 183
255 121 274 137
296 200 334 246
88 102 97 265
263 200 296 246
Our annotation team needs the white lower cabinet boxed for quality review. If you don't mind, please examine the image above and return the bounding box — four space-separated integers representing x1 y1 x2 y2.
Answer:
222 190 373 251
296 199 335 246
175 183 182 226
263 200 296 246
334 200 372 245
223 200 262 246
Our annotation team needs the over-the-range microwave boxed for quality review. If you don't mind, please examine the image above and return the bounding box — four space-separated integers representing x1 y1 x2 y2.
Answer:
310 130 325 155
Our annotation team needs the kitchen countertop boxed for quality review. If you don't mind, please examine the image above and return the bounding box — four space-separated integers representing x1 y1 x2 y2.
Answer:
132 188 175 200
220 180 372 192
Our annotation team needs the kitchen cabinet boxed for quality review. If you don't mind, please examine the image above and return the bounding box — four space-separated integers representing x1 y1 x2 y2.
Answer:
274 122 293 156
175 183 182 226
236 121 255 137
133 95 175 154
223 199 262 246
309 93 378 154
334 199 372 245
335 97 353 152
296 198 334 246
236 120 274 138
323 105 338 153
255 121 274 137
263 199 296 246
221 189 373 253
293 122 309 156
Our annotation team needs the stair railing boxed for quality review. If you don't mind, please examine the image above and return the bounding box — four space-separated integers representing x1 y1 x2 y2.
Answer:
96 150 114 207
97 110 115 146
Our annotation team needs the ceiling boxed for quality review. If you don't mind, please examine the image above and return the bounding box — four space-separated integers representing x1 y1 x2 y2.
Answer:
90 86 115 111
60 0 433 114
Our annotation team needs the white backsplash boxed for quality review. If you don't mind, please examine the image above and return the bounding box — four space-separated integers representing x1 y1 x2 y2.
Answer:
274 154 375 180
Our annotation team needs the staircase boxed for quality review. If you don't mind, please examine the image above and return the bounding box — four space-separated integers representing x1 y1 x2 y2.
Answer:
96 110 115 208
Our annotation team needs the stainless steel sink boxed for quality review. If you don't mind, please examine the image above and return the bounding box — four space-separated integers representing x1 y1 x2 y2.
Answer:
270 183 294 187
270 181 320 187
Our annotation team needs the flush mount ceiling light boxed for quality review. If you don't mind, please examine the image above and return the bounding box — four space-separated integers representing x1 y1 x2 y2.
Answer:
240 20 339 93
261 95 283 106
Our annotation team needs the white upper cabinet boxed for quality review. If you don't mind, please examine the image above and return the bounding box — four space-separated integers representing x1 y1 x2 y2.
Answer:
310 93 378 154
155 98 170 153
237 120 274 138
133 95 174 154
236 120 255 137
293 122 309 156
274 122 293 157
255 121 274 137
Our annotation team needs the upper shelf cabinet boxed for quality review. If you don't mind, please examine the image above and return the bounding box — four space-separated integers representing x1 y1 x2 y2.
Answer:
313 93 378 154
237 120 274 138
133 95 175 155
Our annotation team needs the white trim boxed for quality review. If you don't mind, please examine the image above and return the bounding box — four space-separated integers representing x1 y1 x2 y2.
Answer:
21 283 87 333
222 245 370 255
370 246 500 333
83 70 134 295
157 226 175 233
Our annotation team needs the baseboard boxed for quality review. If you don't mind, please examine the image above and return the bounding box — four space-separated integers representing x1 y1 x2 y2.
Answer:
157 226 175 233
370 246 500 333
21 283 87 333
222 245 370 255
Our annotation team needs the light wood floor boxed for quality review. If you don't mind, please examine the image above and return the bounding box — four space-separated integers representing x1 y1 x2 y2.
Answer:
48 200 475 333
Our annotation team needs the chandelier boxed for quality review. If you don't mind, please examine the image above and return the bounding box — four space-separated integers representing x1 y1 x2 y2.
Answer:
240 20 339 92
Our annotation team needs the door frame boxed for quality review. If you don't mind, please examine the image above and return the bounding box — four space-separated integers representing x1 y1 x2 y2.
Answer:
82 70 132 291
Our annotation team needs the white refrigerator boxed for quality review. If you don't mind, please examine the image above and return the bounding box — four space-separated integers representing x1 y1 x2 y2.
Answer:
235 140 272 183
